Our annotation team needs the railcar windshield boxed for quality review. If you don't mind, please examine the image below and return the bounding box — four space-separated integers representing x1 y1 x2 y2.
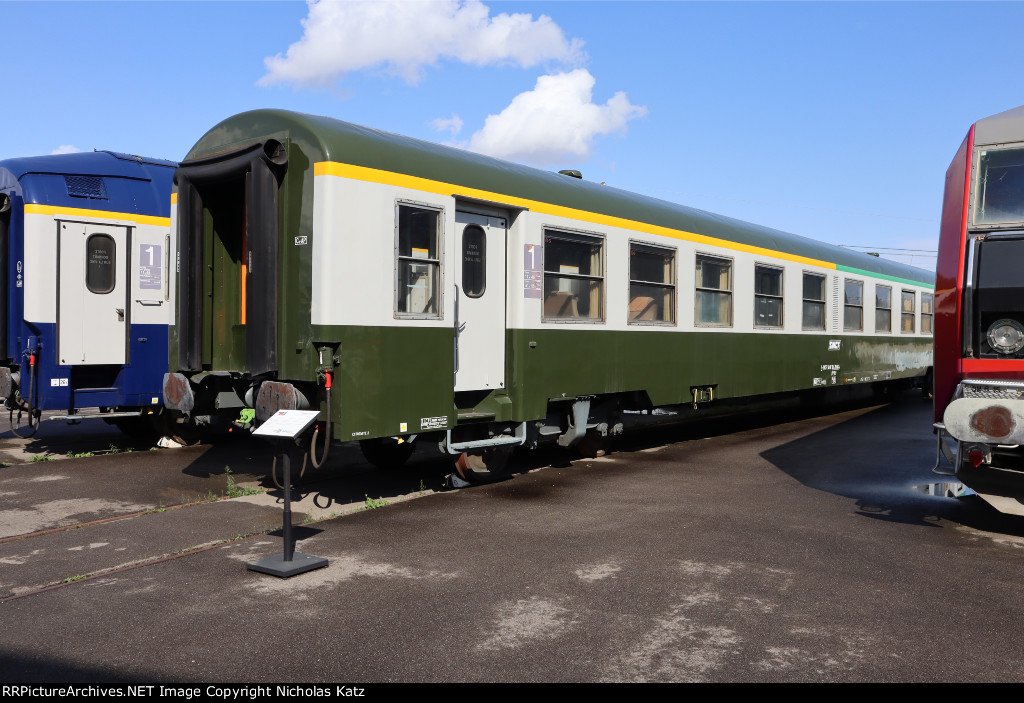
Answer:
974 146 1024 228
971 235 1024 358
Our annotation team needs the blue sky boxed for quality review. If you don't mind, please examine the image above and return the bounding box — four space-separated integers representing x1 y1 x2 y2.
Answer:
5 1 1024 270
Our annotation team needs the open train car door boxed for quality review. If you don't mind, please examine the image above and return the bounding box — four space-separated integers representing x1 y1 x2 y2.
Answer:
57 221 129 365
174 141 286 376
454 210 506 392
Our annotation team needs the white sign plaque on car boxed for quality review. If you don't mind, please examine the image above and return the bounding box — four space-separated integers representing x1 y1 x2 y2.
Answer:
252 409 321 439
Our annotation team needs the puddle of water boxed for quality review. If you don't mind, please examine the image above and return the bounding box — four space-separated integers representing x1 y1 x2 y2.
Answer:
912 481 976 499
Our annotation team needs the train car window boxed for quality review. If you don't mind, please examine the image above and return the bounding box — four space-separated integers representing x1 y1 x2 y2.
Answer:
629 242 675 324
843 280 863 331
802 273 826 330
462 225 486 298
973 147 1024 228
396 204 442 318
901 290 916 333
921 293 933 335
695 254 732 326
875 285 892 333
754 264 783 328
85 233 116 294
542 230 604 321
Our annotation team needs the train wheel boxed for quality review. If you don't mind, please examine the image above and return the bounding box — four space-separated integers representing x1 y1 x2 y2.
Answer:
359 437 415 469
454 447 513 483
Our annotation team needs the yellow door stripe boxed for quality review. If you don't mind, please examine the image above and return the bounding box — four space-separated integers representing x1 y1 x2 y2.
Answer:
24 203 171 227
314 161 837 270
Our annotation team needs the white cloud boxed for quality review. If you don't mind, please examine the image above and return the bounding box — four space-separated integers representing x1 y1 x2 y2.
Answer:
431 114 464 138
51 145 81 155
467 69 647 166
260 0 584 87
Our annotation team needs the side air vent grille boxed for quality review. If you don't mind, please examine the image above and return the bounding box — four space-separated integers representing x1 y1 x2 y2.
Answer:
830 275 840 332
65 175 107 200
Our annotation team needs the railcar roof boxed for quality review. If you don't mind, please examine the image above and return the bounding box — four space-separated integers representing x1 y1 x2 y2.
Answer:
0 150 176 217
186 109 933 286
974 104 1024 147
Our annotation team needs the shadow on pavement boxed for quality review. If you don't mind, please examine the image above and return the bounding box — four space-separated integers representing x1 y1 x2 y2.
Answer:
759 393 1024 538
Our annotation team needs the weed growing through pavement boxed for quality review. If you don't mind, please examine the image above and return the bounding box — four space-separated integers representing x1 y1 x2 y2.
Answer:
303 510 341 524
363 495 389 509
224 466 263 498
29 455 52 462
66 451 94 458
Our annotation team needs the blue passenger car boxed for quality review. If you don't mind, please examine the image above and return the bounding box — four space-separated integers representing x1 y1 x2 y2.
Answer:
0 151 175 436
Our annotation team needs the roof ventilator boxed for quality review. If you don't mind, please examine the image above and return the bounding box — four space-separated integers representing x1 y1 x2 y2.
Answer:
64 175 107 200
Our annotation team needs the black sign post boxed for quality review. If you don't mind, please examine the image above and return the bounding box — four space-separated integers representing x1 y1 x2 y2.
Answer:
247 410 328 578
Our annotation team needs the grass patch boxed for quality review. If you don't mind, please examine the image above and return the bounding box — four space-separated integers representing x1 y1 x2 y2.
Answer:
224 466 263 498
363 495 390 510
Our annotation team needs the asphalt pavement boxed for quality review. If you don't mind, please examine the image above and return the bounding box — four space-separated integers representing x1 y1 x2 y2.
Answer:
2 394 1024 683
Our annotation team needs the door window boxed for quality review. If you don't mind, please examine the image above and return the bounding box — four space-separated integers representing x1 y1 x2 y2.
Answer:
86 233 116 294
462 225 486 298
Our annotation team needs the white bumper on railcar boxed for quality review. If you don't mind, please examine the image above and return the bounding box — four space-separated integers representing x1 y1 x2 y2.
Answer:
944 396 1024 445
939 379 1024 516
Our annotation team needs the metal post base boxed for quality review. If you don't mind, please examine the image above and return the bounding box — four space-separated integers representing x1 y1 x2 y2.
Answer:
247 552 329 578
247 435 329 578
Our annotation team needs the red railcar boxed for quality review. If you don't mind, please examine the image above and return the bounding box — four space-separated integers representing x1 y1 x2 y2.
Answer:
935 105 1024 515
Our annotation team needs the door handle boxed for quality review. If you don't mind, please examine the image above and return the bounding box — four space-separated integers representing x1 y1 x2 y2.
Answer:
116 308 125 321
453 284 460 375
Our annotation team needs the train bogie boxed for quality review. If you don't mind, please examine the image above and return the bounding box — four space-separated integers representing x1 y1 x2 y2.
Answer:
165 110 933 478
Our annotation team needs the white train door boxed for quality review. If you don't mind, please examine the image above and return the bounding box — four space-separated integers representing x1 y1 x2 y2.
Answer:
58 221 128 365
454 210 506 392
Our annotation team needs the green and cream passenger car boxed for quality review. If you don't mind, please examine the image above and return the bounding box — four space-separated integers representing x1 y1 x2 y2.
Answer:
163 110 933 478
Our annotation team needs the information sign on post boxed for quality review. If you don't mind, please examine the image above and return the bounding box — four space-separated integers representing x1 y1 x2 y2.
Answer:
247 410 329 578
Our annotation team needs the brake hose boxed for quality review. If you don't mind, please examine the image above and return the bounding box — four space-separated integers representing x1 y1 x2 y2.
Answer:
270 449 308 490
310 370 332 469
9 350 38 439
